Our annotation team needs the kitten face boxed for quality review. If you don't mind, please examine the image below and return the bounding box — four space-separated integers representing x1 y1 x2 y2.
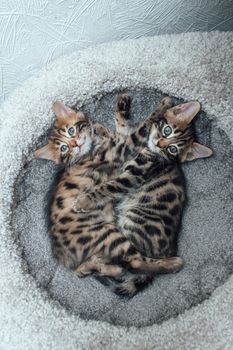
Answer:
148 102 212 162
35 102 94 165
148 119 193 161
51 119 93 164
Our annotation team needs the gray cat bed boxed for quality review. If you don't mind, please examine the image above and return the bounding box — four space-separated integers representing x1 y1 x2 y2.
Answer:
1 31 233 349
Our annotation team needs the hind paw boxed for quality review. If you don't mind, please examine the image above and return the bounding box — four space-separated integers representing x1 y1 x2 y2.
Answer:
168 256 184 273
76 265 93 278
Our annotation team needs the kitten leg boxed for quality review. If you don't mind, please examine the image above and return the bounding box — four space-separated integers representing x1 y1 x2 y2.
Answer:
147 96 173 123
123 254 183 275
116 94 172 136
76 256 123 278
115 94 131 136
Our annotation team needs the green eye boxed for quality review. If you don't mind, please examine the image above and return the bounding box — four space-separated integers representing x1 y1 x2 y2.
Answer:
167 145 178 154
60 144 68 153
163 125 172 137
68 126 75 136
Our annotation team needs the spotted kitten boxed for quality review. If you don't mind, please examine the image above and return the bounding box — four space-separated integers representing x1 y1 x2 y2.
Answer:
75 96 213 296
35 99 183 284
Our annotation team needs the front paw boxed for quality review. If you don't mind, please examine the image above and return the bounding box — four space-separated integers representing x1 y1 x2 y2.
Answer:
161 96 173 108
72 193 95 212
117 94 131 118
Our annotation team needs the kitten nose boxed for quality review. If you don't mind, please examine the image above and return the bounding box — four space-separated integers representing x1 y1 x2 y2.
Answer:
69 139 77 147
158 138 168 148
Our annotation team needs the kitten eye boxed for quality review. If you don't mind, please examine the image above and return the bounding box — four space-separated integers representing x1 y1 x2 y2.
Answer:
162 125 172 137
60 144 69 153
68 126 75 136
167 144 178 154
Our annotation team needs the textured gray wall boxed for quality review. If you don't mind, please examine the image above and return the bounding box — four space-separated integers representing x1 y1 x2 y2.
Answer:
0 0 233 104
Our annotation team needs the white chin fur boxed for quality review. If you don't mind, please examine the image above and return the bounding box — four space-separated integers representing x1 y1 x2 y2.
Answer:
148 137 161 154
73 138 92 158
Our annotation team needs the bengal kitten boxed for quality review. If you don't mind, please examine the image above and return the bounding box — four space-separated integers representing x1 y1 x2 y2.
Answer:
35 99 184 285
75 96 213 296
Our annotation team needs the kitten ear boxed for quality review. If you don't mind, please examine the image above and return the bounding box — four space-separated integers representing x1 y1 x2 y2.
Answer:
34 144 59 163
166 101 201 129
184 142 213 162
52 101 75 119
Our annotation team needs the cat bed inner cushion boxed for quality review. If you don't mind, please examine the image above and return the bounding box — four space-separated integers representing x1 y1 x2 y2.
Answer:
12 88 233 327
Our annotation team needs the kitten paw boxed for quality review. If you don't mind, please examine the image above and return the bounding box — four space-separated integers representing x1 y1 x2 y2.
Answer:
72 193 95 212
161 96 173 108
117 94 131 117
76 265 92 277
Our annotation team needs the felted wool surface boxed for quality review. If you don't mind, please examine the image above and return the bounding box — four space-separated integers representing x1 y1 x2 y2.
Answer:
1 31 233 349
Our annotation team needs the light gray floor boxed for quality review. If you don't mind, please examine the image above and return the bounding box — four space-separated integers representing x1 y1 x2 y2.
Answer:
12 88 233 327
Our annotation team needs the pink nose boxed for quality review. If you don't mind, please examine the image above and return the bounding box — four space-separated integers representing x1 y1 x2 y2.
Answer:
69 139 77 147
158 138 168 148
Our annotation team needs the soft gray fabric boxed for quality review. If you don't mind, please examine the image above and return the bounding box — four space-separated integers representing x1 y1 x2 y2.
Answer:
12 89 233 327
1 31 233 349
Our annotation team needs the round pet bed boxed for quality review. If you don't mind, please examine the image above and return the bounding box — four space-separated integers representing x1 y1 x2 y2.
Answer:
1 31 233 349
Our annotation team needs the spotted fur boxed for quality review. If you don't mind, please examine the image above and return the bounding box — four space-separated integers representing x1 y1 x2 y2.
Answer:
75 96 213 296
35 98 184 288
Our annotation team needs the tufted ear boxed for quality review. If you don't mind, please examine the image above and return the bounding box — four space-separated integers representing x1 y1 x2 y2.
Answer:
166 101 201 129
34 144 60 163
183 142 213 162
52 101 75 119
